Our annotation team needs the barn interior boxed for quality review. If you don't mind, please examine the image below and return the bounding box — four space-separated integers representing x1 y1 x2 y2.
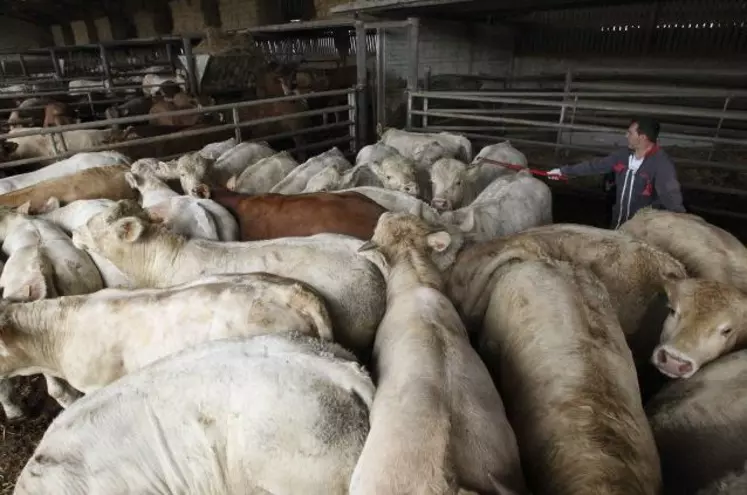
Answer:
0 0 746 490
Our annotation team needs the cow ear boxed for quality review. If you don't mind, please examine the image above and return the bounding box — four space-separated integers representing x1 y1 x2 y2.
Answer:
114 217 146 243
15 201 32 215
41 197 61 213
192 184 211 199
458 209 475 233
226 176 237 191
426 231 451 252
124 172 140 190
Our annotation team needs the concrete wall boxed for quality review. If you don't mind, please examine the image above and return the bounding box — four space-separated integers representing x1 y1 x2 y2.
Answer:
0 16 53 51
384 19 513 82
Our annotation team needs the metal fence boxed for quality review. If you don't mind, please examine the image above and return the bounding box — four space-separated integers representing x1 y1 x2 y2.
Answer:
0 88 357 170
406 86 747 219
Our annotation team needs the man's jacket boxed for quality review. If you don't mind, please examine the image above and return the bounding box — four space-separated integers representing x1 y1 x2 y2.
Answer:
559 146 686 229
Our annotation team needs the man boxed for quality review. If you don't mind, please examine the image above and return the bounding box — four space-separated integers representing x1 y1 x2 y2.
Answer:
547 116 685 229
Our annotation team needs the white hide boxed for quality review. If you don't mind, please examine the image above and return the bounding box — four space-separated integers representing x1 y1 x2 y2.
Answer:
379 128 472 165
228 150 298 195
303 156 419 196
0 273 336 396
270 147 352 194
0 151 130 195
125 171 239 242
178 142 276 195
439 170 553 242
0 208 103 299
68 79 111 95
198 138 237 160
141 73 187 97
15 333 374 495
352 212 527 495
71 200 387 358
8 127 119 160
335 186 444 226
34 198 131 289
354 142 401 166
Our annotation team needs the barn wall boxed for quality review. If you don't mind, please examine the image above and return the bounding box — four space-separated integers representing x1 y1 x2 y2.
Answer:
383 19 513 82
0 16 53 51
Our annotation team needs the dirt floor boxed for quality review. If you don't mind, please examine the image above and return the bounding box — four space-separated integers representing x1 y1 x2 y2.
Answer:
0 376 61 494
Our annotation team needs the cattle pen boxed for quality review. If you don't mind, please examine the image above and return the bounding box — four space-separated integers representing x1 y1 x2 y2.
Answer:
1 0 747 491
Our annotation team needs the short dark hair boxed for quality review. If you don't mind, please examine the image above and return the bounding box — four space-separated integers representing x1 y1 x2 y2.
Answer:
631 116 660 142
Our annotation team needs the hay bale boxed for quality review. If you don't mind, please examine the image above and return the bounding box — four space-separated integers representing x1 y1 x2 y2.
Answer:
193 27 262 58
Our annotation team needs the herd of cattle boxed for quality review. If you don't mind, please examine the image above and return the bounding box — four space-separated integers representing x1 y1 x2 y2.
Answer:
0 126 744 494
0 65 321 164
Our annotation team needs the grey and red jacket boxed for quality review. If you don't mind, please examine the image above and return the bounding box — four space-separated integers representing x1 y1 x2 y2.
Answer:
559 146 686 229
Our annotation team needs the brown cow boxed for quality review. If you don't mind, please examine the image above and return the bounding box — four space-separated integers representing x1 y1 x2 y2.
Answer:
149 92 215 127
0 165 138 210
43 101 75 127
194 186 386 241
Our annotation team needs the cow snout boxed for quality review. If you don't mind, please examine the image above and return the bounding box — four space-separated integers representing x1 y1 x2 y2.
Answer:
652 345 697 379
431 198 450 211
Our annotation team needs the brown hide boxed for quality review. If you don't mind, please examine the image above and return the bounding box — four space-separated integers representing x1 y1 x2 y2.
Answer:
42 102 74 127
0 165 138 209
205 188 386 241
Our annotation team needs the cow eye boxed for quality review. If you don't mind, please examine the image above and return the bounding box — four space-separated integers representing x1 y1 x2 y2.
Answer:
721 327 733 337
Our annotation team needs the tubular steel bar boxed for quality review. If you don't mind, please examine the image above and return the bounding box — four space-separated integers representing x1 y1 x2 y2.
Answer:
181 37 198 95
0 105 353 170
412 108 747 148
355 20 368 148
0 88 353 140
407 17 420 94
412 91 747 122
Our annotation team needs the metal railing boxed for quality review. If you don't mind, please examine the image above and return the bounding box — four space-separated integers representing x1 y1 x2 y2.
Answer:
0 88 357 170
406 88 747 218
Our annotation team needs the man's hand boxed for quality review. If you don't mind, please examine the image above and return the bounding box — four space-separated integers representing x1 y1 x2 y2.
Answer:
547 168 564 181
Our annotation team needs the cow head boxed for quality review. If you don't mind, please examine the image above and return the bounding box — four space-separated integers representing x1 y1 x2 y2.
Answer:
0 140 18 160
176 152 214 197
368 155 419 197
358 211 464 275
413 140 451 169
430 157 474 211
72 200 153 260
652 278 747 379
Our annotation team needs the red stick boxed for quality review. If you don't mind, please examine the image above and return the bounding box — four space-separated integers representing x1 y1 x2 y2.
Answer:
477 157 569 182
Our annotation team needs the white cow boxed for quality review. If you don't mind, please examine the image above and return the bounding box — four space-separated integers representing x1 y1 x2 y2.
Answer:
646 348 747 495
125 169 239 241
430 141 529 211
8 127 123 160
0 273 335 398
379 127 472 165
0 151 130 194
198 137 237 160
354 142 401 166
334 186 444 226
353 212 527 494
15 333 374 495
226 150 298 196
270 147 352 195
177 143 277 195
439 169 553 242
303 155 420 196
28 198 132 289
480 258 661 494
71 200 387 359
0 206 103 299
141 72 187 97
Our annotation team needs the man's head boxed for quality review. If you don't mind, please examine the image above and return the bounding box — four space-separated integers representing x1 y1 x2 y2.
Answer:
626 116 660 151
